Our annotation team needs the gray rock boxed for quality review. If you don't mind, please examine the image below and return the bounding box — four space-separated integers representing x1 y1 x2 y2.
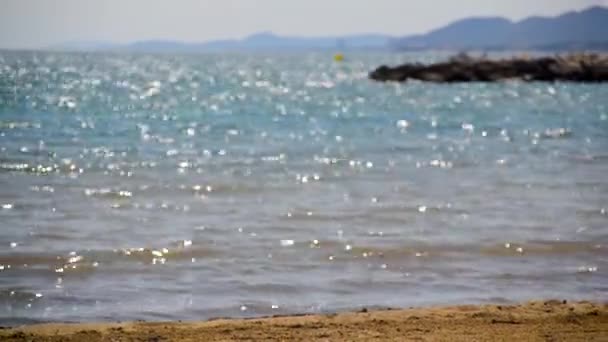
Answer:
369 54 608 82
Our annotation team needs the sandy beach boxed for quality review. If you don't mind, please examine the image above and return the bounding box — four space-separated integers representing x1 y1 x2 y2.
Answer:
1 300 606 341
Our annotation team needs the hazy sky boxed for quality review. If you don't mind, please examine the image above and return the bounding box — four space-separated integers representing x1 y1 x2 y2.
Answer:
1 0 607 49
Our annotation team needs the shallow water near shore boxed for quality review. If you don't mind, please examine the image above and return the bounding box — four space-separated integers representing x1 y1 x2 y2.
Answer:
0 51 607 324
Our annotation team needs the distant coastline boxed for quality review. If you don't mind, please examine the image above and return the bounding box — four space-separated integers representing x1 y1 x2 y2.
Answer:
48 33 394 53
35 6 608 54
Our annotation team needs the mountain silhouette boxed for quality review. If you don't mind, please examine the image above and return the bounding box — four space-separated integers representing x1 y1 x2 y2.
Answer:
51 6 608 52
391 6 608 50
122 33 391 52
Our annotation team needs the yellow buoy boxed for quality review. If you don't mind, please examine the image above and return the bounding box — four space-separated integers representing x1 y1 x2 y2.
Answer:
334 53 344 62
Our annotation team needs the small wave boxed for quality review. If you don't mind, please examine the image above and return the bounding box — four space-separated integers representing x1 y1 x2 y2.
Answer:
83 188 133 199
271 239 607 265
0 161 82 175
0 240 220 273
0 121 41 129
540 128 572 139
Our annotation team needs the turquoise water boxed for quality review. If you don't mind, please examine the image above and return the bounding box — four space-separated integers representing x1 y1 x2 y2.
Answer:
0 51 607 324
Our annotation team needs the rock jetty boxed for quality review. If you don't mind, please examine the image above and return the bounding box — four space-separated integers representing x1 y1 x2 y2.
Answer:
369 53 608 82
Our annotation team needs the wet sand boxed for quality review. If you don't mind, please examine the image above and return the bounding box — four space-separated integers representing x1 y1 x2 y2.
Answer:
1 300 606 341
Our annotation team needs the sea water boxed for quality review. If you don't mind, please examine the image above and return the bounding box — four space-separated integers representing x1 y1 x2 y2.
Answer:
0 51 606 324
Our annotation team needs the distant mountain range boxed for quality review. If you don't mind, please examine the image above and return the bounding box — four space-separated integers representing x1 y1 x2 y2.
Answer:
391 6 608 51
52 6 608 53
53 33 393 53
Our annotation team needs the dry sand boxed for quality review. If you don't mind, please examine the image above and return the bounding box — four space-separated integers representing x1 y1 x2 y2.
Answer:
1 300 606 341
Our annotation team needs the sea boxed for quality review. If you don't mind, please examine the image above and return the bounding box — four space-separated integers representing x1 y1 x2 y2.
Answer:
0 51 606 324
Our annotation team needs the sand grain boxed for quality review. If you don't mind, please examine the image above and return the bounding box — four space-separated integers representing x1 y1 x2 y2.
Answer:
2 300 607 341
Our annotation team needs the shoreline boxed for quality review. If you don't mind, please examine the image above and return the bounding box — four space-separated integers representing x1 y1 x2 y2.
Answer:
2 300 606 341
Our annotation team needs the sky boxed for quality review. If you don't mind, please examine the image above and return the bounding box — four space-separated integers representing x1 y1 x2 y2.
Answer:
1 0 607 49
